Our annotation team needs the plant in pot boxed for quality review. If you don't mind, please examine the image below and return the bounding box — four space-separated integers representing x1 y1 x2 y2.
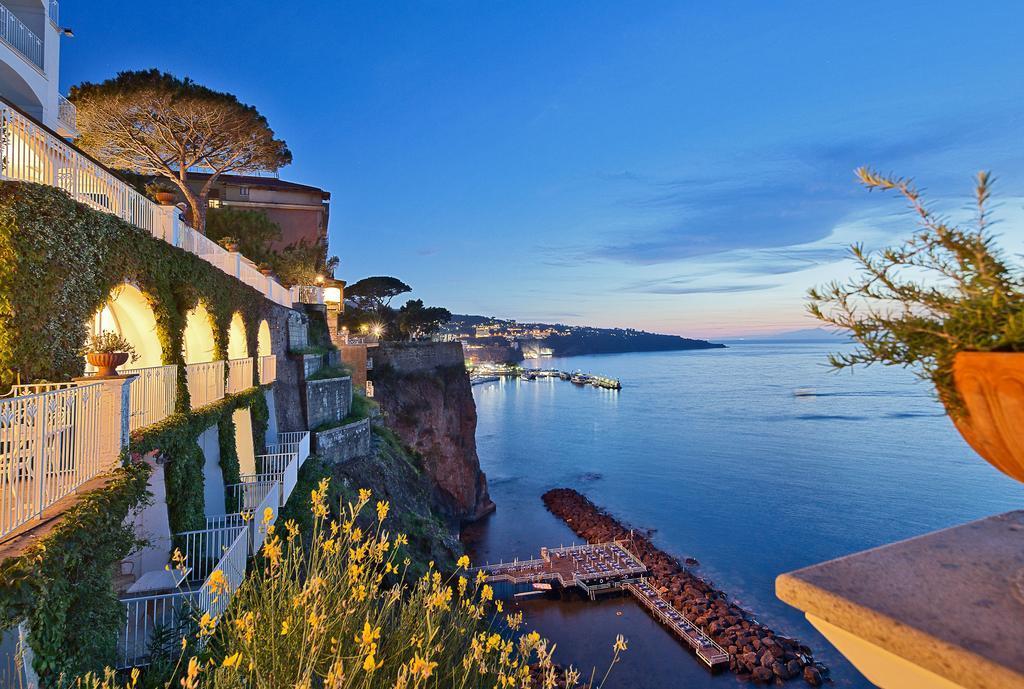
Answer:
145 181 177 205
80 331 140 377
218 236 241 252
808 168 1024 481
258 262 275 277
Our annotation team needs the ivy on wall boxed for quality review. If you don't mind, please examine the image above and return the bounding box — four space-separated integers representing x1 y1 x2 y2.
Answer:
132 388 268 534
0 461 151 685
0 182 268 392
0 183 291 683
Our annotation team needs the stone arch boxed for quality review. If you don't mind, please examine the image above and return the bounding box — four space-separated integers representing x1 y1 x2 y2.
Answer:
256 320 272 358
183 302 217 364
227 312 248 359
88 283 163 369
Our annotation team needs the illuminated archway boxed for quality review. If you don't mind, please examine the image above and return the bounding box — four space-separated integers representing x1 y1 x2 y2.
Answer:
227 312 248 359
88 284 163 369
183 302 216 364
256 320 272 358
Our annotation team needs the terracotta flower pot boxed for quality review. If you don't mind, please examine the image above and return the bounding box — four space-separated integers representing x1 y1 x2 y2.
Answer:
224 243 239 252
951 352 1024 483
154 191 176 205
87 351 130 377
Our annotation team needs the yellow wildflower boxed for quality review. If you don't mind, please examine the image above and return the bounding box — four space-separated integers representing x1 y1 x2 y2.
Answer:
409 654 437 679
262 506 274 525
376 500 390 521
355 620 381 649
221 652 242 669
280 619 290 636
613 634 628 652
457 554 470 569
362 653 382 672
208 569 229 596
359 488 372 502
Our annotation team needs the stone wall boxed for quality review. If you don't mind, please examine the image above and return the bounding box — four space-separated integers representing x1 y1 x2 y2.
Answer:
372 341 464 375
339 344 368 389
260 298 306 433
305 376 352 430
287 309 309 351
315 418 372 464
300 353 323 378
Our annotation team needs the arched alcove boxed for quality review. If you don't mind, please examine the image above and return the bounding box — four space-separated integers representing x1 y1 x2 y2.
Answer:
256 320 272 358
227 312 248 359
88 284 163 369
183 302 216 364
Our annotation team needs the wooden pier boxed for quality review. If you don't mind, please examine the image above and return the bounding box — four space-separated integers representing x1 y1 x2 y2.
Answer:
476 541 730 671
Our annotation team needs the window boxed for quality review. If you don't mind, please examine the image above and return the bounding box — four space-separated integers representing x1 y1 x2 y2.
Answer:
208 198 222 208
239 186 250 197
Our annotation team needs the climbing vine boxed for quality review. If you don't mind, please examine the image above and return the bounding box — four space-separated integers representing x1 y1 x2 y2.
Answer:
0 461 151 686
0 182 268 392
132 388 268 534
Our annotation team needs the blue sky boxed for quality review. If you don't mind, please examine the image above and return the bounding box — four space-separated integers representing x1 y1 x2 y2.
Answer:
63 2 1024 338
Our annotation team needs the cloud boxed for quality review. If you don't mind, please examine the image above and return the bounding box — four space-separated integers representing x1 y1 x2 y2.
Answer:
622 279 781 295
578 115 1022 267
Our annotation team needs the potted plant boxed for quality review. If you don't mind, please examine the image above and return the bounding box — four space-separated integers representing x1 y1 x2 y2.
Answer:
808 168 1024 482
218 236 240 252
258 262 275 277
80 331 140 377
144 181 177 205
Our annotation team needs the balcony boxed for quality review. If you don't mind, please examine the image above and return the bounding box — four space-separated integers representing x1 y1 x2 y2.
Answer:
0 97 321 310
0 3 43 70
777 511 1024 689
117 430 310 668
57 93 76 132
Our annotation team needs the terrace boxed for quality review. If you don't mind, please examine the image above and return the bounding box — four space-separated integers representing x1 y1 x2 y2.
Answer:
117 430 311 668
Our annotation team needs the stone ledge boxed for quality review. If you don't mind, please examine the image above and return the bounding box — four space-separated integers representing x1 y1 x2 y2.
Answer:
314 418 372 465
776 510 1024 689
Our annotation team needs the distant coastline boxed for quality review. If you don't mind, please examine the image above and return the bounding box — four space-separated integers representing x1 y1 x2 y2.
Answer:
446 314 725 362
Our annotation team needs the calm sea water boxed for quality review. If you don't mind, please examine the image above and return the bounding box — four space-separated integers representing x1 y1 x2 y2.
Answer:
462 342 1024 689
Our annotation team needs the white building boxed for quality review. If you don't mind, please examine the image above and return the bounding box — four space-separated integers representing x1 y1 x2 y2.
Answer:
0 0 76 137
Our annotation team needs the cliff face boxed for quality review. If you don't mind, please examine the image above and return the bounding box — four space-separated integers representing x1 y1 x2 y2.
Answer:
371 342 495 523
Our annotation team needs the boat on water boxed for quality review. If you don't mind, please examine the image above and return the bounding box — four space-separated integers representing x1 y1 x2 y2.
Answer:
793 387 816 397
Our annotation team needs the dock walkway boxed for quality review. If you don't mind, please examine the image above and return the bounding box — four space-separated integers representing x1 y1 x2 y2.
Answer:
477 541 729 671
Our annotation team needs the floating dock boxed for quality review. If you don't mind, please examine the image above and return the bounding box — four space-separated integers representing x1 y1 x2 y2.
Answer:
469 365 621 390
475 541 729 671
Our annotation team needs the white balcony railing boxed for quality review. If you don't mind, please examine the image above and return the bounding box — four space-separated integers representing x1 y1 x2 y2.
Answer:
185 361 225 410
122 364 177 433
118 430 310 668
48 0 58 24
57 93 76 131
0 3 43 69
226 357 254 395
117 524 248 668
258 354 277 385
0 98 319 310
0 383 105 539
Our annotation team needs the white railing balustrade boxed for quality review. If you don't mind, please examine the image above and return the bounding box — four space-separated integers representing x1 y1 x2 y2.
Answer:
48 0 58 24
0 97 301 309
258 354 277 384
117 430 311 668
226 357 254 394
290 285 325 305
57 93 76 132
256 452 294 476
185 361 225 410
0 3 44 69
0 383 105 539
122 364 177 432
176 524 247 584
117 525 248 668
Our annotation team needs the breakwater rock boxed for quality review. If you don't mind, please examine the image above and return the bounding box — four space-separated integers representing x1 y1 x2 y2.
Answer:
542 488 828 686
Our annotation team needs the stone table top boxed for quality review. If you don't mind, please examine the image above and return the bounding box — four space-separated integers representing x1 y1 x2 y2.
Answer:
776 510 1024 689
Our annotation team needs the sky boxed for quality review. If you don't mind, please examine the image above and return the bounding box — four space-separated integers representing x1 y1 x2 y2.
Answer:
62 2 1024 338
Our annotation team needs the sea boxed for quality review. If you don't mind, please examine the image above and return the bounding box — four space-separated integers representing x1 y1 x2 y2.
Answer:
461 342 1024 689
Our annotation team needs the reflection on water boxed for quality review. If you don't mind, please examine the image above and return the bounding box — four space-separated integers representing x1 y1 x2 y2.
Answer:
464 343 1024 688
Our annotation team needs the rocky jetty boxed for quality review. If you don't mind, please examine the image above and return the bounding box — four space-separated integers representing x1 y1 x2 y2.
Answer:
542 488 829 686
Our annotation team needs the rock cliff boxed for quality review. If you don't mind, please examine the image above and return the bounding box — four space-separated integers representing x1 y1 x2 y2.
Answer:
371 342 495 523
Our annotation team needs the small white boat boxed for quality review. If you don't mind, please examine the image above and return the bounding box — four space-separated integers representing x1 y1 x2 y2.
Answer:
793 387 816 397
